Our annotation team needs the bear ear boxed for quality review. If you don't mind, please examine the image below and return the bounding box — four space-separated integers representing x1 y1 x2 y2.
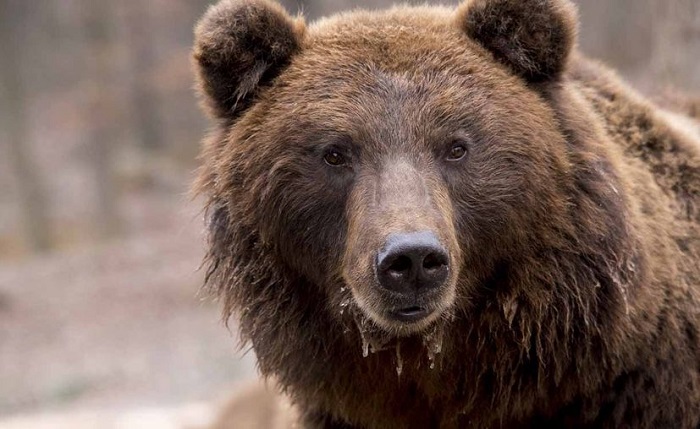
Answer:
193 0 305 120
456 0 578 83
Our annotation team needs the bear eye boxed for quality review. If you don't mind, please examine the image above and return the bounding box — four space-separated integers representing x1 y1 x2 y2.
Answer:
324 149 347 167
447 142 468 161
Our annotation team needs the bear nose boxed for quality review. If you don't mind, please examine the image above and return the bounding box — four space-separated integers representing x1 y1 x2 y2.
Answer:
376 231 449 295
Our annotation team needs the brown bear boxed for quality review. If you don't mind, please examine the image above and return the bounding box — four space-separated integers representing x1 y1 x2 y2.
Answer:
192 0 700 427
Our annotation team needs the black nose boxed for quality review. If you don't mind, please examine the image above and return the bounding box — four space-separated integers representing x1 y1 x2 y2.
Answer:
376 231 449 295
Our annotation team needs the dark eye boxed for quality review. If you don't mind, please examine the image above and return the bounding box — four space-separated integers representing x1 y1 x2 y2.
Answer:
447 142 468 161
324 150 347 167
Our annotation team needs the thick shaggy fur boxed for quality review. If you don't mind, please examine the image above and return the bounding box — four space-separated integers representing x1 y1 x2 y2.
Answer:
193 0 700 427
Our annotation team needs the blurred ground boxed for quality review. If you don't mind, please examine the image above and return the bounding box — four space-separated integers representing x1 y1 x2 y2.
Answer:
0 197 257 426
0 404 215 429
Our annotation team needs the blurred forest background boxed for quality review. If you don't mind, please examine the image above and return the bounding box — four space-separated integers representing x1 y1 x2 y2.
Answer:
0 0 698 427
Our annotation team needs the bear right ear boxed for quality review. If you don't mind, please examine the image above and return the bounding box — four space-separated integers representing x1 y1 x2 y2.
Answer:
456 0 578 83
193 0 305 120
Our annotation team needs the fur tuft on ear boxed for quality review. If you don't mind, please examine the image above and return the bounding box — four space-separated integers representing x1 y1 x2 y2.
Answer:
193 0 305 120
456 0 578 82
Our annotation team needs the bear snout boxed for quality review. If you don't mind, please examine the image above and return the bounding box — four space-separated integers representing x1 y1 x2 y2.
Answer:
375 231 450 296
341 159 460 332
375 231 451 323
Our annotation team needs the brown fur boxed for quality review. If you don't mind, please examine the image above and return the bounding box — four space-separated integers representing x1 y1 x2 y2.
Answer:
193 0 700 427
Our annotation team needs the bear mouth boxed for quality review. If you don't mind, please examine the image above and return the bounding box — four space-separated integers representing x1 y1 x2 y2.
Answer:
389 306 431 323
346 279 456 336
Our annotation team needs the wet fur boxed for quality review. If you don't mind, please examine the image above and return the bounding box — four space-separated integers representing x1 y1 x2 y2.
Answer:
193 0 700 427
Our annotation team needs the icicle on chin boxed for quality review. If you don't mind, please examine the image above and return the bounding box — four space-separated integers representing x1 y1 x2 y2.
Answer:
423 323 445 370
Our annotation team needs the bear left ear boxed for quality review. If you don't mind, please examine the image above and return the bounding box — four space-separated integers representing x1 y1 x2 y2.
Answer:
193 0 305 120
456 0 578 83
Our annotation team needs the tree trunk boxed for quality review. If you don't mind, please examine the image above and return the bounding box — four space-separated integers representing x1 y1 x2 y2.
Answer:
0 0 52 253
82 0 122 240
650 0 700 91
124 1 163 152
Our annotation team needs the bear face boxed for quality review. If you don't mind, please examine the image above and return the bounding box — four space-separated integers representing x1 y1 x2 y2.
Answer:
194 0 611 337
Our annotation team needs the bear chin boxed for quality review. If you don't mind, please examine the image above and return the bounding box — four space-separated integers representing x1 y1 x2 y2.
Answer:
350 286 457 337
347 304 450 361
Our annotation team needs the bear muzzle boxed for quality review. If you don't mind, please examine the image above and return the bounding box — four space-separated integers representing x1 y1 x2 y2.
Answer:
375 231 450 323
342 158 460 332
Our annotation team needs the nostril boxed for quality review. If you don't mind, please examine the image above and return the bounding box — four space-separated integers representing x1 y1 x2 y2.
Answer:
422 252 448 271
376 231 449 294
388 255 412 274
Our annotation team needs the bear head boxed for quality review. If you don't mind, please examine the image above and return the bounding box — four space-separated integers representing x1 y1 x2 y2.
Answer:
193 0 634 358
